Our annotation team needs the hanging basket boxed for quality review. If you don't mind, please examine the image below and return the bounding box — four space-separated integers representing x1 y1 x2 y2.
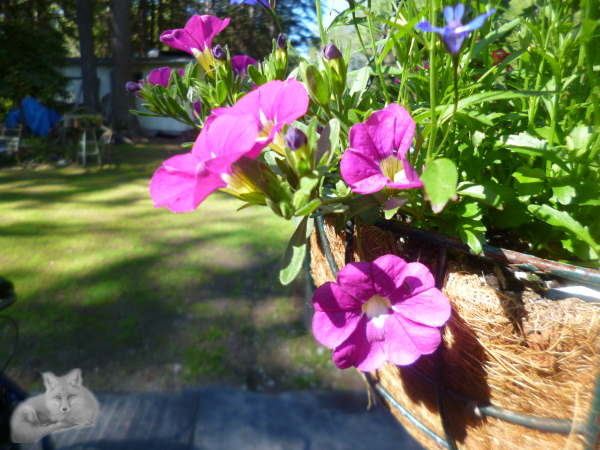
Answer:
309 216 600 450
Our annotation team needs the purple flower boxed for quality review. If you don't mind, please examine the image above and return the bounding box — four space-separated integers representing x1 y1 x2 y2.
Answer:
212 44 226 61
160 15 230 73
149 114 259 213
276 33 287 51
312 255 451 371
230 0 271 7
231 55 258 77
340 104 423 194
211 79 309 157
284 127 307 150
416 4 495 55
125 81 142 93
145 67 184 88
323 43 342 60
160 15 230 55
193 100 202 117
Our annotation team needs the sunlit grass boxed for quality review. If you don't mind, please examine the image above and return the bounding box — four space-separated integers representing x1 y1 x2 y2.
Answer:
0 145 356 392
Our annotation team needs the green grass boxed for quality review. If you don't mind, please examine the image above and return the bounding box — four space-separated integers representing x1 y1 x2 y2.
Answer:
0 144 359 392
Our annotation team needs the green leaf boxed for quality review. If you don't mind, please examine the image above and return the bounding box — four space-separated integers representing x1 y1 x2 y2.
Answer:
500 132 567 169
303 64 330 105
566 124 592 156
527 204 599 251
279 217 313 285
295 198 321 216
422 158 458 213
458 227 484 254
348 66 370 97
551 185 576 206
248 64 266 86
315 118 341 166
215 80 228 105
457 181 510 209
472 18 520 59
512 167 546 197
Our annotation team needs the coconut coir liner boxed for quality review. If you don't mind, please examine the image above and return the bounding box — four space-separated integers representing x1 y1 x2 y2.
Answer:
309 217 600 449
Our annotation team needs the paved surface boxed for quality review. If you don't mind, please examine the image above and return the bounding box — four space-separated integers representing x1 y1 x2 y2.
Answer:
21 387 423 450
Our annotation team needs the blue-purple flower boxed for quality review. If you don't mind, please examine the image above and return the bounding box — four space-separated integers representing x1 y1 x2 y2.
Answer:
416 4 495 55
230 0 271 7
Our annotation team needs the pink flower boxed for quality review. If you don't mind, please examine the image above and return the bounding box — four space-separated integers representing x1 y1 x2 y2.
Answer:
231 55 258 77
160 15 230 55
312 255 451 371
149 114 259 213
146 67 185 88
160 15 230 74
340 104 423 194
213 79 309 156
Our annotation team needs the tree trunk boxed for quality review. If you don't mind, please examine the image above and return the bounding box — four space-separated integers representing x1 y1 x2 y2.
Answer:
109 0 137 133
76 0 99 112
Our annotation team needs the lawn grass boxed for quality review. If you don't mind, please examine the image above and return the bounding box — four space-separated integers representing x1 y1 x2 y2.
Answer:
0 144 360 392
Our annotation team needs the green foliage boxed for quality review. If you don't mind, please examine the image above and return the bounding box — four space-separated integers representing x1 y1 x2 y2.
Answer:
0 22 67 111
131 0 600 276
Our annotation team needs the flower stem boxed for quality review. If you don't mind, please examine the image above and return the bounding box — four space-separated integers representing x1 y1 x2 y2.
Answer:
426 0 438 164
315 0 327 47
366 10 390 103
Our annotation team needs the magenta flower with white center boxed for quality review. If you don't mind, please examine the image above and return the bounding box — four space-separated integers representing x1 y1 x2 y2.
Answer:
149 114 259 213
340 104 423 194
212 79 309 157
312 255 451 371
231 55 258 77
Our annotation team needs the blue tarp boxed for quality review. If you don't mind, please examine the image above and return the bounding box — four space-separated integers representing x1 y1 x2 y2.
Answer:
5 97 62 136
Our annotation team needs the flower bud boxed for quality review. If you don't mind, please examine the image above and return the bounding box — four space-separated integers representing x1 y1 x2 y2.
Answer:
193 100 202 117
212 44 226 61
125 81 141 93
323 43 342 60
276 33 287 51
285 127 307 151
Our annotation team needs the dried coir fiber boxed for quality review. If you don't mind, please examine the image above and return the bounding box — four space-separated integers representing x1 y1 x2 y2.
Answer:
309 217 600 450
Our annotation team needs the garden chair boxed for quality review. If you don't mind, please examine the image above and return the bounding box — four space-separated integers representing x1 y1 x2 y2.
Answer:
0 277 54 450
76 126 101 167
0 126 22 162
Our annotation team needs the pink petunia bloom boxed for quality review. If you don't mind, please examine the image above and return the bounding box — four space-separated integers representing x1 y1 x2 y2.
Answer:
340 104 423 194
149 114 259 213
160 15 230 73
146 67 185 88
212 79 309 156
312 255 451 371
231 55 258 77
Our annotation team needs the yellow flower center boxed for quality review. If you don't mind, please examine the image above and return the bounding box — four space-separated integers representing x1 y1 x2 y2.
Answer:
379 156 407 184
362 295 391 328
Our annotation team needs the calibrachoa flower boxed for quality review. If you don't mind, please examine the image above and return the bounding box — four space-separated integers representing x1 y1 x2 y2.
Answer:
416 4 495 55
146 67 184 88
312 255 451 371
160 15 230 73
231 55 258 77
340 104 423 194
149 114 259 213
125 81 142 93
212 79 309 156
230 0 271 6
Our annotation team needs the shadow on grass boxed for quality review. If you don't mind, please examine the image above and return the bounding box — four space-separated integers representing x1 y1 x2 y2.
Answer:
0 146 342 392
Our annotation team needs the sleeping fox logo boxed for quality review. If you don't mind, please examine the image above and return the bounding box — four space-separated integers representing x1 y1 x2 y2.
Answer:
10 369 99 444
